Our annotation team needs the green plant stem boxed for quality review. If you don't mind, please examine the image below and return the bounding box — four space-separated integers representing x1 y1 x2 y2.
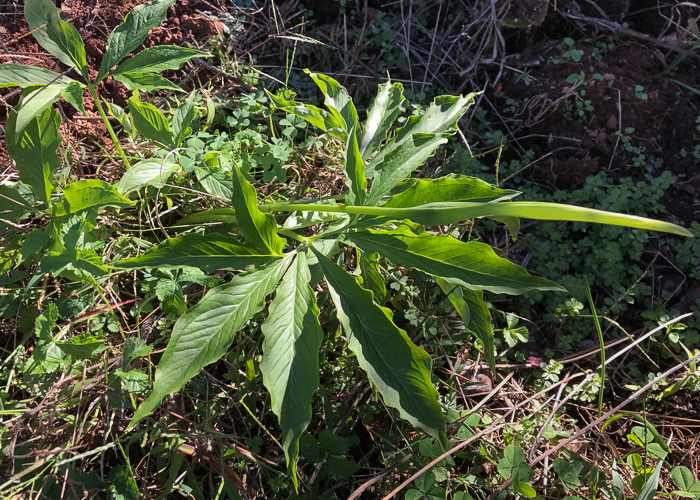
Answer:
88 85 132 169
115 436 137 487
261 202 379 215
585 279 605 418
277 228 306 242
239 397 283 450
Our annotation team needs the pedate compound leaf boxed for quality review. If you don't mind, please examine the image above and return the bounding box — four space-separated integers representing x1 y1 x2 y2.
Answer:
436 277 495 375
384 175 520 208
341 227 563 295
367 132 449 205
360 80 404 160
260 252 323 490
232 164 286 254
305 70 359 133
128 97 173 146
24 0 88 79
113 72 182 93
97 0 176 83
367 93 476 175
114 233 281 272
116 158 180 195
56 179 135 215
343 127 367 206
6 106 61 206
0 63 77 88
111 46 208 76
128 257 291 427
393 93 478 144
313 247 446 442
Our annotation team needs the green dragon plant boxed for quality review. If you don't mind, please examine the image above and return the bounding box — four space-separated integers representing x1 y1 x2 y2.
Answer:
0 0 208 169
114 72 691 489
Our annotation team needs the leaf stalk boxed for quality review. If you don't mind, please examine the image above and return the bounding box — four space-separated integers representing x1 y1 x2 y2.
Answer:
88 85 132 169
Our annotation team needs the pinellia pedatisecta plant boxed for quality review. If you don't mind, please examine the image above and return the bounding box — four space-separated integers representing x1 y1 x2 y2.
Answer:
0 0 209 169
113 71 691 489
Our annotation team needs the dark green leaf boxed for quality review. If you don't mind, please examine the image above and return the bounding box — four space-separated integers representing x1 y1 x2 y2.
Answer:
384 175 520 208
111 46 208 75
260 252 323 489
313 248 445 441
20 224 52 264
128 97 173 146
56 179 135 215
128 257 290 427
306 70 359 133
109 465 140 500
0 183 35 230
117 159 180 195
9 85 63 142
24 0 88 79
553 458 584 490
114 233 281 272
60 81 86 114
358 251 387 304
122 338 153 368
156 279 187 315
672 466 696 491
171 92 196 147
497 445 533 482
114 368 150 393
326 456 359 479
97 0 177 82
232 164 286 254
6 105 61 206
360 80 404 160
113 72 182 92
341 227 563 295
436 278 495 374
366 133 448 205
0 63 77 88
343 127 367 206
56 334 106 359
